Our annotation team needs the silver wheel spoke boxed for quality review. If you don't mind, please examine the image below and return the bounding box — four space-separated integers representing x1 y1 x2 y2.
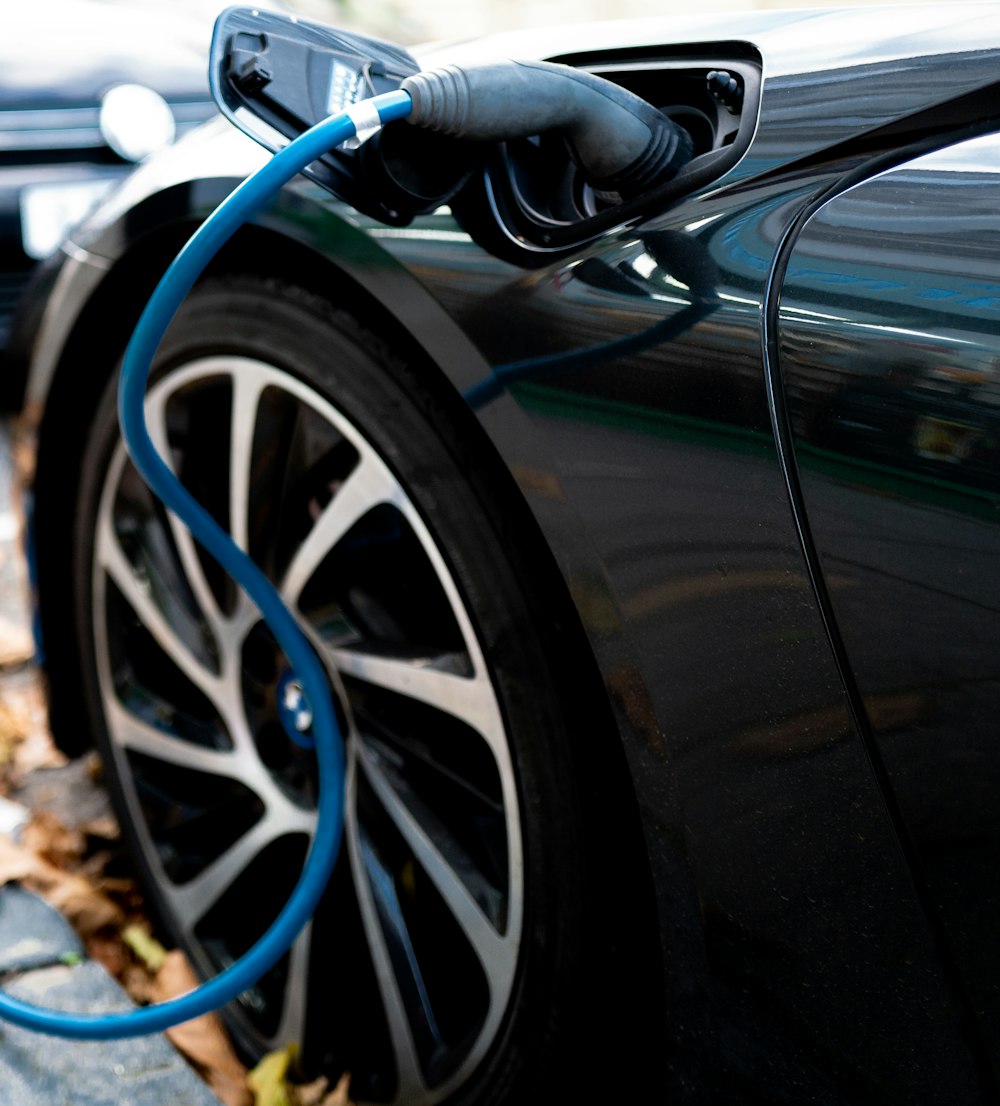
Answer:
270 924 313 1048
144 386 229 639
229 365 267 555
99 521 224 704
280 454 399 606
358 742 514 987
328 646 503 751
347 792 427 1102
170 814 312 933
105 697 300 821
107 699 236 778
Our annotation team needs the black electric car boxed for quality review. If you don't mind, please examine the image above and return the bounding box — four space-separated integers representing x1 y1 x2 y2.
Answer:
0 1 217 398
15 5 1000 1104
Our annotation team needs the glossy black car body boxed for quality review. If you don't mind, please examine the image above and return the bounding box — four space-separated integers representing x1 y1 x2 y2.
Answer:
0 1 214 394
17 5 1000 1103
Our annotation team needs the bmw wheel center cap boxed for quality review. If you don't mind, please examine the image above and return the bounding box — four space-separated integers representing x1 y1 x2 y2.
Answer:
277 670 315 747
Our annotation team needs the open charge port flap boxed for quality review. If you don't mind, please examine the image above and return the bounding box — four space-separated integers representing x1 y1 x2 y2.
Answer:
454 49 760 263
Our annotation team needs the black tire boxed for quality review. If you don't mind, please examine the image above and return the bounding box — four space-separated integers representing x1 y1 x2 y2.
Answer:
72 276 612 1105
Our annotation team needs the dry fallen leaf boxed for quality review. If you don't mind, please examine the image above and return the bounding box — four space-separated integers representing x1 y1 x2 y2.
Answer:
250 1055 354 1106
318 1075 354 1106
0 832 121 936
94 876 146 918
0 831 42 885
294 1076 332 1106
295 1073 353 1106
249 1045 297 1106
153 949 252 1106
120 961 159 1005
80 813 121 841
0 617 34 669
0 678 54 787
0 705 20 771
86 929 131 977
21 810 85 868
0 686 64 794
122 922 169 973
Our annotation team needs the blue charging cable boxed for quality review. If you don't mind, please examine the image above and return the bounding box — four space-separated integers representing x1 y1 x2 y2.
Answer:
0 89 412 1039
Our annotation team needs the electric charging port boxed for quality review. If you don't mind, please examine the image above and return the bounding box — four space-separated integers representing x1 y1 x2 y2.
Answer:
457 47 761 263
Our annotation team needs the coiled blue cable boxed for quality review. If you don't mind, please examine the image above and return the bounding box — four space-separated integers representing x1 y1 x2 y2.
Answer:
0 89 412 1039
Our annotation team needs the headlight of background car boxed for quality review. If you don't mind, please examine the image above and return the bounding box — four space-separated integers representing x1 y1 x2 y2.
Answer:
20 85 178 263
99 84 176 163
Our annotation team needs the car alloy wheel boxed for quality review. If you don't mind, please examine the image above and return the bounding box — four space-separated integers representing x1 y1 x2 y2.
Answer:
72 279 590 1105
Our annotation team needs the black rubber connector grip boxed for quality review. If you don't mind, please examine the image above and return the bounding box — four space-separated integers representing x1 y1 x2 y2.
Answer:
401 59 693 197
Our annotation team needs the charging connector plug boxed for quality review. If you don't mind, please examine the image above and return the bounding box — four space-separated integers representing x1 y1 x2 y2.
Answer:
402 59 693 197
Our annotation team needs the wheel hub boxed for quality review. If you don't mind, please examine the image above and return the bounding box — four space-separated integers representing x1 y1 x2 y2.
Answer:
277 670 315 745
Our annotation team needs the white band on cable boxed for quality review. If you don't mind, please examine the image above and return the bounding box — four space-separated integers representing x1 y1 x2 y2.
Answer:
343 101 383 149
